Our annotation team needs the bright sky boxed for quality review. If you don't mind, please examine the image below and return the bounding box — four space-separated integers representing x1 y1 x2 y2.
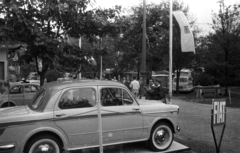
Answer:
95 0 240 35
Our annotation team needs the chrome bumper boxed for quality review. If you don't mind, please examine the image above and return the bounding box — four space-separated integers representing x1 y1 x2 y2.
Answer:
0 142 15 152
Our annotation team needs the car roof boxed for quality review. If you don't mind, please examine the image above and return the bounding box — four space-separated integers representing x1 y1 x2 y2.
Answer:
152 74 168 77
43 79 125 93
10 82 40 86
175 76 190 78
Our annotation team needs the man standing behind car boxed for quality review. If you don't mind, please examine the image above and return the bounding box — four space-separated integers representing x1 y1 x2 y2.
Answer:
130 76 140 99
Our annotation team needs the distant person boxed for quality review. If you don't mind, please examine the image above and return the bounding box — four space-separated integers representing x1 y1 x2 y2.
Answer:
129 76 140 99
138 77 143 99
123 77 131 89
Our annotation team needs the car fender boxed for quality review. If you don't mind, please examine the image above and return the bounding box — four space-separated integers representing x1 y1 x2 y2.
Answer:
20 126 68 152
148 117 176 137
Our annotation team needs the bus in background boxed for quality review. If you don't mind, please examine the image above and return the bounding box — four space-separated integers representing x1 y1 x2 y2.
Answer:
173 69 194 92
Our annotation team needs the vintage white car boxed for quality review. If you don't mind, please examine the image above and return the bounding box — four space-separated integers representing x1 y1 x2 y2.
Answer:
0 80 180 153
0 83 40 108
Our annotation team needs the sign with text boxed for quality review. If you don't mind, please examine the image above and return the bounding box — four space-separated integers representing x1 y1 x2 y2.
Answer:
212 99 226 126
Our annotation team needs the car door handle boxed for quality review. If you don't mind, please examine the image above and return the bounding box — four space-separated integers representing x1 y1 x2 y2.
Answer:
132 108 140 111
56 113 66 117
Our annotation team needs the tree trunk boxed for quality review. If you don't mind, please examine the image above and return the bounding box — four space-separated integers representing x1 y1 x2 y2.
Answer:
39 72 45 86
224 63 228 96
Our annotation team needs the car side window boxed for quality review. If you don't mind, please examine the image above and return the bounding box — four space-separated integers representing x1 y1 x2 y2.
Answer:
101 88 133 106
59 88 96 109
24 85 31 93
122 89 134 105
9 86 23 94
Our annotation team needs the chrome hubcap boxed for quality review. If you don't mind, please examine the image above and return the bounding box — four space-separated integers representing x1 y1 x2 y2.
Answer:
36 144 53 153
155 129 167 144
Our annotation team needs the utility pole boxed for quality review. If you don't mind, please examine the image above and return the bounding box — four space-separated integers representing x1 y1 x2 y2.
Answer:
141 0 147 87
169 0 173 104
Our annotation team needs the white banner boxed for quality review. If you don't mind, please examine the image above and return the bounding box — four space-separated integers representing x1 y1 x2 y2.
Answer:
173 11 195 53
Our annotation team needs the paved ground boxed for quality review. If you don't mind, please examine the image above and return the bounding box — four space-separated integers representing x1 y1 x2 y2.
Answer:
70 141 189 153
172 97 240 153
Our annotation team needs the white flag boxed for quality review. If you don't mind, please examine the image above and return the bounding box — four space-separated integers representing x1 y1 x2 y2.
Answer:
173 11 195 53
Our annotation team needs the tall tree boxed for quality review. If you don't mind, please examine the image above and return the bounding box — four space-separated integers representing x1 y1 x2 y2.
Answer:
1 0 92 85
116 1 197 92
208 0 240 93
0 0 121 85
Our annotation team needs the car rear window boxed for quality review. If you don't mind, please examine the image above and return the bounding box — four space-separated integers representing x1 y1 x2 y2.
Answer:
29 88 46 109
59 88 96 109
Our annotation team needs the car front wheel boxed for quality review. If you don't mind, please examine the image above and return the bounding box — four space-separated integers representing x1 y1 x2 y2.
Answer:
148 122 173 151
25 135 62 153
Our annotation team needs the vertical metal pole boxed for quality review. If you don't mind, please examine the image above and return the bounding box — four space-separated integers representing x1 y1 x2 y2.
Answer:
100 56 102 80
169 0 173 104
100 38 103 80
141 0 147 87
97 99 103 153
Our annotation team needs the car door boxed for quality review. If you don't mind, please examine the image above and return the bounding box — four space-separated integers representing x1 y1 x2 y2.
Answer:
23 85 39 105
99 87 143 144
54 87 99 147
8 85 24 105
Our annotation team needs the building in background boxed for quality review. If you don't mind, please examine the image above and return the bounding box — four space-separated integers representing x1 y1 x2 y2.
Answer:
0 45 8 81
0 44 26 81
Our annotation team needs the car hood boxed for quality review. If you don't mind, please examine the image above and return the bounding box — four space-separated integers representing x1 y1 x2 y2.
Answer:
0 106 29 117
138 99 179 113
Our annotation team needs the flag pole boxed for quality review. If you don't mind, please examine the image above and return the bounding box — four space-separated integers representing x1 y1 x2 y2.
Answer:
100 38 103 80
169 0 173 104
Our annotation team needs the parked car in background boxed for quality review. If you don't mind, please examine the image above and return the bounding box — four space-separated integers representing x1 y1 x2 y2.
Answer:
0 80 180 153
28 80 40 85
0 83 40 108
173 76 194 92
173 69 194 92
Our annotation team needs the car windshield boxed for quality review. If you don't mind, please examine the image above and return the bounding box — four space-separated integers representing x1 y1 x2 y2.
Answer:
29 88 46 110
179 78 188 82
173 78 188 82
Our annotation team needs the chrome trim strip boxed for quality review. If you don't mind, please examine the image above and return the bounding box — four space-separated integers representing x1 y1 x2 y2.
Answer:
69 127 143 136
67 138 148 151
0 143 15 152
143 110 178 114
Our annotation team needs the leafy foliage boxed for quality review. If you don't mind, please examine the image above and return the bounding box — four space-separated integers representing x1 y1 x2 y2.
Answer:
196 0 240 93
0 0 122 85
